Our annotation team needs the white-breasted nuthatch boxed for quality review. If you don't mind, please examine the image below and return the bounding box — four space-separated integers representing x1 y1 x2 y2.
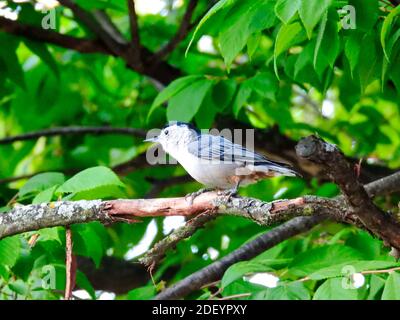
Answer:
145 122 299 195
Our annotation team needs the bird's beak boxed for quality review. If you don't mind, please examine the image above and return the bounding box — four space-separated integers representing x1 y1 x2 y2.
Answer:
144 136 158 143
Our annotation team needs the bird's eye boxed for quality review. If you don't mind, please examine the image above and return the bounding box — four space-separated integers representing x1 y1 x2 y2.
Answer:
164 130 169 135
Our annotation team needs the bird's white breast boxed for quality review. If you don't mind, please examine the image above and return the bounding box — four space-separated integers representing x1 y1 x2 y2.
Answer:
170 147 238 189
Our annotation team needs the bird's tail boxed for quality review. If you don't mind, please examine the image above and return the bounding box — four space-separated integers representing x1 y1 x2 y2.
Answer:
268 165 301 177
254 160 302 177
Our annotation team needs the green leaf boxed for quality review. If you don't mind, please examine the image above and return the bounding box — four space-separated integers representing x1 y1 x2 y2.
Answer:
8 279 28 296
299 0 332 38
219 0 276 68
19 172 65 198
186 0 234 56
247 32 262 59
38 227 62 244
73 224 104 267
32 185 59 204
56 166 124 195
24 40 59 77
313 277 360 300
222 261 273 288
232 83 252 117
349 0 378 32
345 231 381 259
212 79 237 111
382 272 400 300
275 0 300 24
345 32 362 77
195 86 218 128
128 286 156 300
274 21 307 78
167 78 214 122
253 282 310 300
246 71 279 101
314 10 340 73
0 236 21 267
71 184 127 200
314 10 328 68
148 75 204 120
357 33 381 91
289 244 364 277
367 275 386 300
76 270 96 299
0 34 25 88
381 5 400 61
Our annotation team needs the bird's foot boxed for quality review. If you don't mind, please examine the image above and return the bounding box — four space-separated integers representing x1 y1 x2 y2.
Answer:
218 188 239 202
185 188 215 205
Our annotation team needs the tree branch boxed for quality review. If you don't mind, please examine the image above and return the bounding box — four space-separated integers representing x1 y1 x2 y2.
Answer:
64 227 76 300
0 17 110 54
154 215 326 300
58 0 126 56
139 210 219 268
152 169 400 300
0 126 146 144
0 15 181 85
127 0 142 68
296 135 400 250
150 0 198 63
0 193 342 240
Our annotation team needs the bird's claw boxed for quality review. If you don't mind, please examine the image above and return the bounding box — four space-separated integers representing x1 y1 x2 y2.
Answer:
185 188 214 205
218 188 238 202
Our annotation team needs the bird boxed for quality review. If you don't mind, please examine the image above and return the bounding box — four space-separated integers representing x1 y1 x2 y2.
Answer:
145 122 300 200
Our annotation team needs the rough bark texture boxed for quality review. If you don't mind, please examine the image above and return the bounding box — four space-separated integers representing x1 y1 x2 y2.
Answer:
0 200 106 239
296 135 400 250
0 193 345 240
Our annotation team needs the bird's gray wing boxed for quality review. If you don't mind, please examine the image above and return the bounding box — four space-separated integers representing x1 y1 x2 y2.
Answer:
187 134 266 164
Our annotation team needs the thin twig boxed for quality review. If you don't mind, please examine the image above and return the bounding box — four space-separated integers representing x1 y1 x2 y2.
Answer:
150 0 198 63
362 266 400 275
139 210 219 268
217 293 251 300
0 126 146 144
64 227 75 300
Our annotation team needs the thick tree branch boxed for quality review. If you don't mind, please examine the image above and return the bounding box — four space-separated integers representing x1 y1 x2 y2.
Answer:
0 194 341 240
0 16 181 85
296 135 400 250
150 0 198 63
126 0 142 68
0 17 110 54
153 170 400 299
154 215 326 300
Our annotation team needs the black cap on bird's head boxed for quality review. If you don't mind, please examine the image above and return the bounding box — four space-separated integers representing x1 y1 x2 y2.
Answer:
144 121 200 143
163 121 200 134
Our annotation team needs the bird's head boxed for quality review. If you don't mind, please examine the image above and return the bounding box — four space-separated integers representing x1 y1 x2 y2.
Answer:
144 121 200 153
